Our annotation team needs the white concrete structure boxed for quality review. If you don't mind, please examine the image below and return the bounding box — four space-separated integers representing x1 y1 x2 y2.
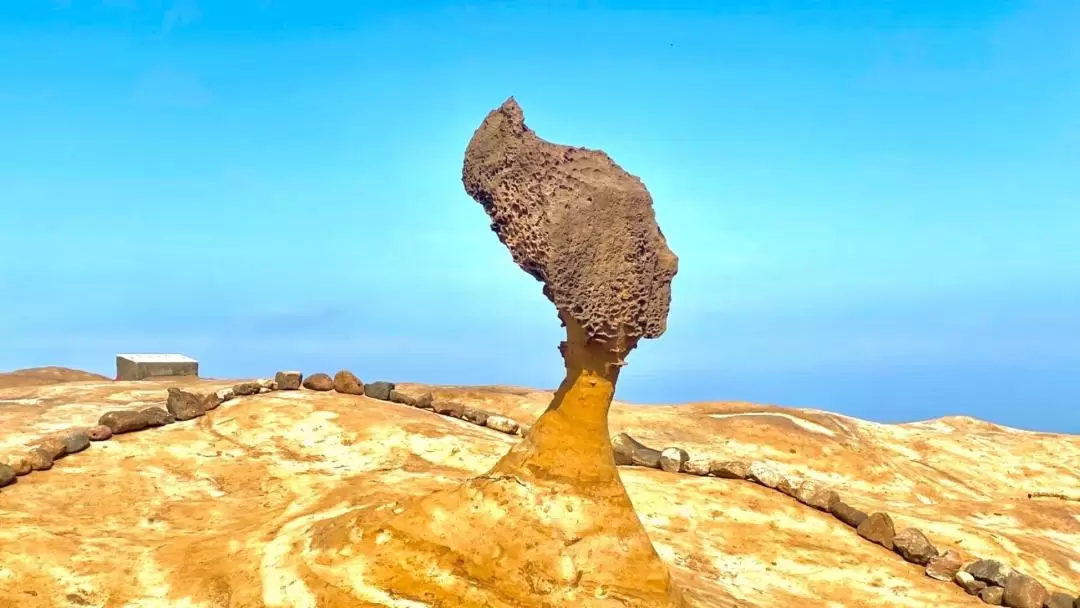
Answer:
115 354 199 381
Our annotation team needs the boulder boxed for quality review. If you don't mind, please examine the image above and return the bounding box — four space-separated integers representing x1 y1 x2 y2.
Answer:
166 387 207 421
141 406 175 427
893 528 939 565
1045 592 1074 608
967 559 1014 588
7 455 32 476
485 415 519 434
275 371 303 390
1002 572 1047 608
956 571 987 595
461 407 490 426
302 373 334 391
34 436 67 460
233 381 262 396
747 461 781 488
26 448 53 471
856 512 896 550
389 390 417 407
805 487 841 511
981 586 1005 605
433 400 466 418
61 430 91 455
777 475 803 496
0 463 15 488
414 392 434 410
333 370 365 395
659 447 688 473
215 388 236 402
202 391 225 411
792 478 819 502
364 381 396 401
88 425 113 441
256 378 276 391
711 460 751 480
610 433 662 468
98 409 148 434
518 423 532 436
682 455 713 476
925 549 963 582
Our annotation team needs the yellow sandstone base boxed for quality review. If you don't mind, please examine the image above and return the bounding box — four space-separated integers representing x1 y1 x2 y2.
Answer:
304 318 684 607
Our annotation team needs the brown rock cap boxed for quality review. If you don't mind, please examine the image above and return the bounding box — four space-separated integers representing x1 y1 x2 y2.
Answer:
462 98 678 348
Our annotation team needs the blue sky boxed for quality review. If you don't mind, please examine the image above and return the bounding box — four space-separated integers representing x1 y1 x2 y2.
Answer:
1 0 1077 432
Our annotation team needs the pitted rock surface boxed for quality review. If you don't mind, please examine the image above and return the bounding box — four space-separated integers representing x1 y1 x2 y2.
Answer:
462 98 678 346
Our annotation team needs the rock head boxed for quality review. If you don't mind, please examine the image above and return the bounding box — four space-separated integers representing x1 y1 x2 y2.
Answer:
462 97 678 350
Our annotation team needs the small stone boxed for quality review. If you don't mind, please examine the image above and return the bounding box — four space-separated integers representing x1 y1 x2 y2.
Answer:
88 425 113 441
981 586 1005 605
925 549 963 581
202 391 224 411
364 381 395 401
8 455 32 476
682 455 713 476
711 460 751 479
485 415 519 434
258 386 271 394
141 406 174 427
893 528 939 565
233 382 261 396
166 388 207 421
461 407 489 426
333 370 365 395
792 479 819 502
856 512 896 550
302 373 334 391
956 571 987 595
518 423 532 436
61 430 91 455
414 392 434 409
805 487 841 511
777 474 803 496
1044 592 1074 608
433 400 465 417
1003 572 1047 608
215 388 236 402
968 559 1014 588
256 378 276 390
34 436 67 460
0 463 16 488
389 390 416 407
830 501 869 527
26 448 53 471
275 371 303 390
659 447 688 473
610 433 662 468
747 462 781 488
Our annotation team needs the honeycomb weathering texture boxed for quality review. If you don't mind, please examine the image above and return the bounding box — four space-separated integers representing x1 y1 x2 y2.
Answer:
462 97 679 345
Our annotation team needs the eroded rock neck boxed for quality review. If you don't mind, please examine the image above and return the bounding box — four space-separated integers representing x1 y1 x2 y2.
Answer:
488 317 634 485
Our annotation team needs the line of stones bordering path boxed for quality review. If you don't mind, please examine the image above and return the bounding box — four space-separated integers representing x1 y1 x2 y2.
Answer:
607 434 1080 608
0 371 531 497
2 371 1077 608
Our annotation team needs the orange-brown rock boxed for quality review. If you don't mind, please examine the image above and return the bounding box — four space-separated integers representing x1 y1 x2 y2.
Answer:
857 512 896 550
301 373 333 391
462 97 678 346
332 370 364 395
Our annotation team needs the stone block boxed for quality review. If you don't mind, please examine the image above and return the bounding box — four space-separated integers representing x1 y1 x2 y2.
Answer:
116 354 198 381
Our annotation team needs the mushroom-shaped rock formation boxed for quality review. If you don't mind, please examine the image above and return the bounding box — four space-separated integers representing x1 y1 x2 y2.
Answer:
302 98 682 607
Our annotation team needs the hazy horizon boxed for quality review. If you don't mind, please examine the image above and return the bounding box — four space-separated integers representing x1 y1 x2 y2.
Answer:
1 1 1077 433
